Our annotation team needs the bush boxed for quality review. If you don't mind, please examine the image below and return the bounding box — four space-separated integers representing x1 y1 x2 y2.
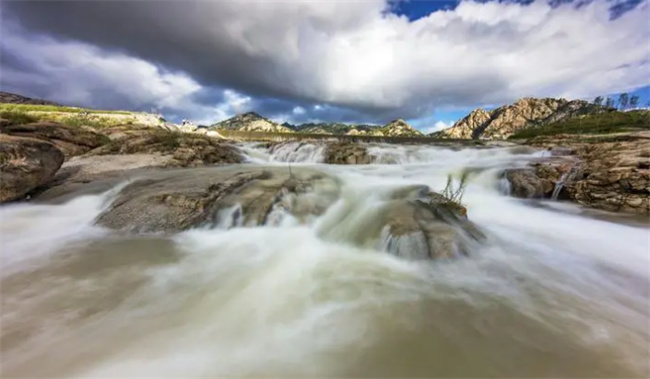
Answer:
509 110 650 139
0 111 38 125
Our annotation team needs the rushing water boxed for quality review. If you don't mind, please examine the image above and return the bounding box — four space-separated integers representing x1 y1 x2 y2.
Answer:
1 143 648 377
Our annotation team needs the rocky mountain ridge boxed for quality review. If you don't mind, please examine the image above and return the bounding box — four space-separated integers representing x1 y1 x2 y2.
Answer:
432 97 605 140
214 113 422 137
0 91 60 106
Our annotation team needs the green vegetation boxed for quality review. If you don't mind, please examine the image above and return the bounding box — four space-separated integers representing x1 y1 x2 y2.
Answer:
0 103 132 115
0 111 38 125
509 110 649 139
440 171 469 205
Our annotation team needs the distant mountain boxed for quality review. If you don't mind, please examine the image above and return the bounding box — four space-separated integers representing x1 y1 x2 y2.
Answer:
431 97 605 140
379 119 423 137
0 91 61 106
214 114 422 137
210 112 293 133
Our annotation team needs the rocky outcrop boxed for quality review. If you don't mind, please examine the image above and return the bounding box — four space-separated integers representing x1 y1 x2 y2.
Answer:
316 184 484 260
0 91 60 106
95 167 341 232
89 128 243 167
506 132 649 214
0 122 109 158
323 142 374 164
380 119 423 137
211 112 293 133
0 134 64 202
563 137 649 214
435 97 602 140
381 189 484 259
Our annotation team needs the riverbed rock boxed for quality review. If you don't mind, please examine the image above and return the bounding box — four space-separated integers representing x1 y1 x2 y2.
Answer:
0 122 110 158
503 169 546 198
0 134 64 202
323 142 373 164
316 184 484 260
95 166 341 232
521 132 650 214
382 190 484 259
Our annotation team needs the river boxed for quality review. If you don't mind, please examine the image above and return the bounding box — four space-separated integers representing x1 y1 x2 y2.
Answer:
1 142 648 377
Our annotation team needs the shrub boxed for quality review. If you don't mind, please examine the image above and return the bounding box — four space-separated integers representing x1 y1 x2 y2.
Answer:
509 110 650 139
0 111 38 125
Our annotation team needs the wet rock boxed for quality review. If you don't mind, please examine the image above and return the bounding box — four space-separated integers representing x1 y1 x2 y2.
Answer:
95 167 340 232
323 142 373 165
503 169 546 198
0 134 64 202
381 190 484 260
317 184 484 260
0 122 110 158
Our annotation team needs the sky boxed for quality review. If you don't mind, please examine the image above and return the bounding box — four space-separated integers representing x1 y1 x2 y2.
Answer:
1 0 648 133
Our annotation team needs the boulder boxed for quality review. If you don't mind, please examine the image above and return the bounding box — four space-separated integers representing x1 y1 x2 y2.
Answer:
503 168 546 198
323 142 373 164
0 122 110 158
316 184 484 260
0 134 64 202
95 166 341 232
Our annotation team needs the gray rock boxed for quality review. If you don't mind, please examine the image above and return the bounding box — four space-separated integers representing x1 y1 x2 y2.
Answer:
95 166 341 232
0 134 64 202
503 168 545 198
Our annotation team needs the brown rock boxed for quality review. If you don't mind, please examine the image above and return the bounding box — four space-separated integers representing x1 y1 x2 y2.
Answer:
323 142 373 165
503 169 545 198
90 129 243 167
0 134 64 202
0 122 109 158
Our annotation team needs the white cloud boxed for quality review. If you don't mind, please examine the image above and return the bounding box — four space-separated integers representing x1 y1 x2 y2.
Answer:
292 106 306 115
422 120 454 134
3 0 649 121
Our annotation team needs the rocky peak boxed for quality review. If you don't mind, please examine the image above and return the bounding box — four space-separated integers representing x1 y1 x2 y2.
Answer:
210 112 292 133
381 119 423 137
434 97 602 140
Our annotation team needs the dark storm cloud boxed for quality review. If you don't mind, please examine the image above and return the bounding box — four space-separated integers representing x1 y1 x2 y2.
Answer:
1 0 648 125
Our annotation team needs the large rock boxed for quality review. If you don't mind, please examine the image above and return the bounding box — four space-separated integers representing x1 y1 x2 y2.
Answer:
506 133 649 214
323 142 374 164
0 122 109 158
89 129 243 167
503 168 547 198
316 184 484 260
95 166 341 232
563 137 649 214
0 134 64 202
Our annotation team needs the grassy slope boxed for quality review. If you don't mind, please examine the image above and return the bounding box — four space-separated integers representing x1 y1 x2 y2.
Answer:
0 103 132 114
509 110 649 139
0 103 162 129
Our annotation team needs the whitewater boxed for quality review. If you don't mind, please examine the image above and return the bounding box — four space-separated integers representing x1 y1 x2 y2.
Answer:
1 142 648 377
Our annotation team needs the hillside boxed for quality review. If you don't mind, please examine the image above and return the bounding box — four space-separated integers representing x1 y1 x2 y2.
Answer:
210 112 293 133
432 97 605 140
380 119 423 137
0 91 61 106
1 98 167 129
508 110 650 139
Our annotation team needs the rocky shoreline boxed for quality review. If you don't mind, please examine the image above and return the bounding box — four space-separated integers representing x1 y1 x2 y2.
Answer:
505 131 649 215
1 117 647 257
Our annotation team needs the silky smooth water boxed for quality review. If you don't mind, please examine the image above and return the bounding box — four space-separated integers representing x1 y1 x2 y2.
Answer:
1 143 648 377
